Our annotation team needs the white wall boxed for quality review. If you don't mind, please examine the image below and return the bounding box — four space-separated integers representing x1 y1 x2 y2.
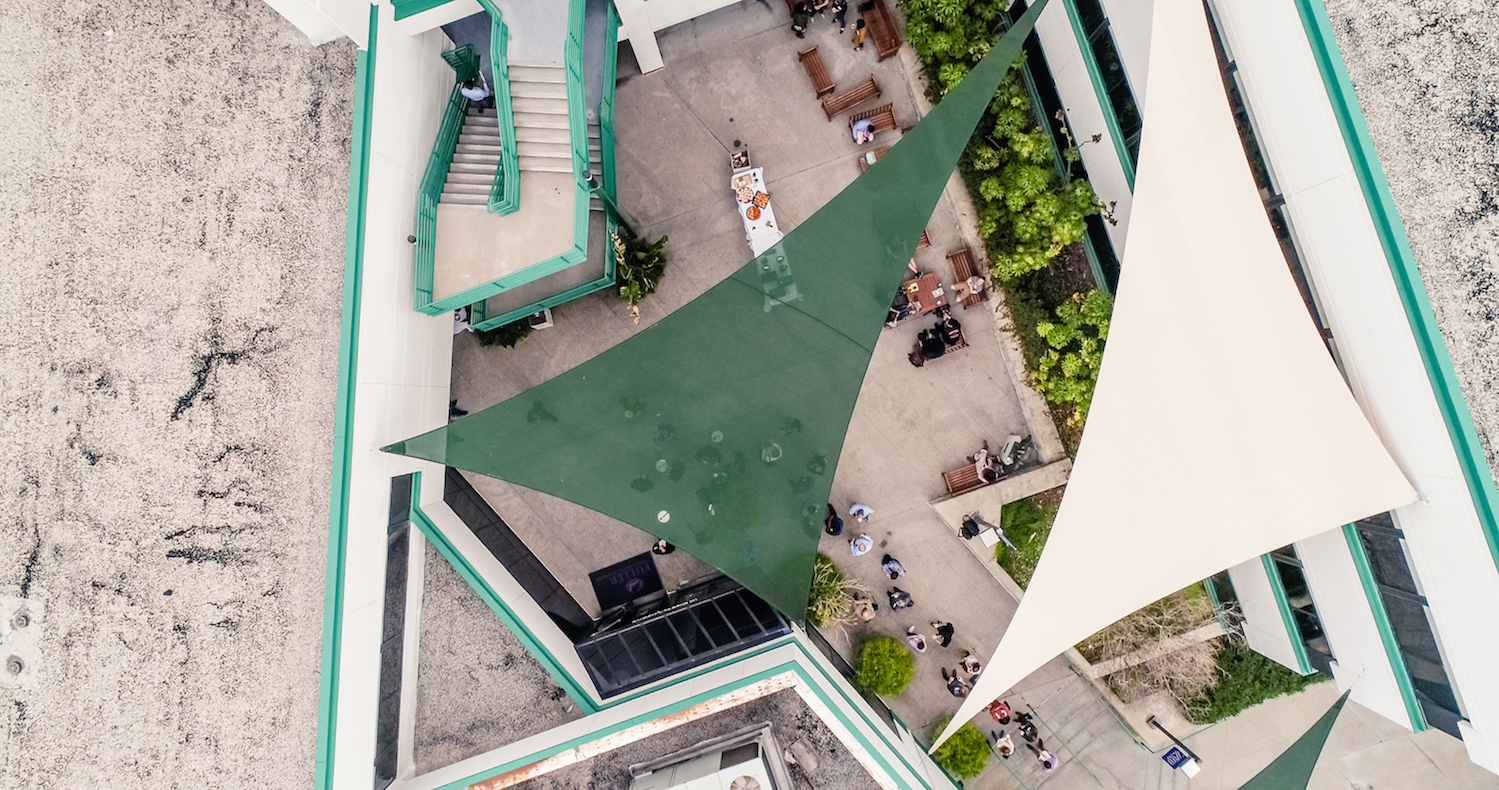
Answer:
1213 0 1499 773
1229 558 1307 674
1294 528 1414 729
1100 0 1152 99
1032 1 1135 256
328 6 457 789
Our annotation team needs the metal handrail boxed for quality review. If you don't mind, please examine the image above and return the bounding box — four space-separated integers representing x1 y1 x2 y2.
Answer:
475 0 521 214
412 82 469 310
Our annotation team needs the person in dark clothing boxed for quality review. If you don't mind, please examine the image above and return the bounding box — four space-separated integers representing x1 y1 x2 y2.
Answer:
919 328 946 359
931 620 955 647
941 668 969 697
887 587 914 610
791 1 811 37
940 313 963 346
652 539 675 555
824 503 845 536
831 0 849 31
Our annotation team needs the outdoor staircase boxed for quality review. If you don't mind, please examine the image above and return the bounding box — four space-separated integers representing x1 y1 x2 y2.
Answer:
441 62 603 209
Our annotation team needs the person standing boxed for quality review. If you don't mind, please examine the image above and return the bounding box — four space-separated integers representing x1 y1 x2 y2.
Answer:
987 699 1012 725
881 554 906 580
941 668 969 697
824 503 845 536
852 18 867 50
792 1 812 38
460 78 493 111
931 620 955 647
831 0 849 31
652 539 675 555
849 533 874 556
905 626 928 653
960 649 982 677
991 730 1015 759
849 502 874 524
887 587 914 610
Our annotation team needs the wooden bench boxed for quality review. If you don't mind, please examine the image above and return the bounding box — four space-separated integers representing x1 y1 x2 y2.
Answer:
918 229 932 248
799 46 835 98
943 462 987 496
947 246 990 308
822 76 882 121
856 145 890 172
848 102 898 133
863 0 903 61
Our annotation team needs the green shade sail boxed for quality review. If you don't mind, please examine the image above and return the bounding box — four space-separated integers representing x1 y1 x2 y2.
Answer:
384 0 1050 619
1236 691 1349 790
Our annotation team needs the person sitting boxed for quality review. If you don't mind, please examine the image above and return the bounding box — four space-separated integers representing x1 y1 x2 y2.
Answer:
919 329 946 359
852 118 876 145
853 596 877 622
887 291 911 327
940 313 963 347
960 649 982 677
953 274 986 300
931 620 955 647
887 587 914 610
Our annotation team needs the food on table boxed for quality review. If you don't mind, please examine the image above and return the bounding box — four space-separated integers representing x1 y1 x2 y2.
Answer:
736 185 755 203
732 173 754 190
753 192 770 208
746 205 762 220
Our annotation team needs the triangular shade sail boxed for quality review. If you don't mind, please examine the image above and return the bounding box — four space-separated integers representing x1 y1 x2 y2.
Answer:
385 0 1052 619
1237 691 1349 790
934 0 1415 748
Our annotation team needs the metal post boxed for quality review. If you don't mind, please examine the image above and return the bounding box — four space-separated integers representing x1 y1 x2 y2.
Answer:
584 172 636 238
1145 715 1203 764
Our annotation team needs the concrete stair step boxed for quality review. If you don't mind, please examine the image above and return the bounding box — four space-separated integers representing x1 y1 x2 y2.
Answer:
453 153 501 167
509 80 567 100
444 172 492 187
455 141 504 156
441 181 489 195
513 111 570 130
516 140 571 160
508 63 566 83
518 157 573 173
515 125 571 145
440 193 489 206
512 96 568 115
448 161 496 175
458 131 502 147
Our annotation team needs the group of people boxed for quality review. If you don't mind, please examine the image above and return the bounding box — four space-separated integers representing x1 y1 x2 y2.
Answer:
986 701 1059 773
791 0 868 49
910 306 965 367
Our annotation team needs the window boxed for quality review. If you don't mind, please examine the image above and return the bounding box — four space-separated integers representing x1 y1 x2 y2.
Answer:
374 474 414 789
1269 546 1335 675
1071 0 1142 163
1353 514 1464 736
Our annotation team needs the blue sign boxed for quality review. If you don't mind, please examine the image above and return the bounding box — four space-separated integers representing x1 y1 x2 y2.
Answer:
1162 747 1190 769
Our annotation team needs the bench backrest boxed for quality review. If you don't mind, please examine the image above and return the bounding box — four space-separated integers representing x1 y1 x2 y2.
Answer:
823 76 882 119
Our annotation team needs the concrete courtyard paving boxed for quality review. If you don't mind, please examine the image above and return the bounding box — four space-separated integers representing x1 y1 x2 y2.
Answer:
449 0 1046 760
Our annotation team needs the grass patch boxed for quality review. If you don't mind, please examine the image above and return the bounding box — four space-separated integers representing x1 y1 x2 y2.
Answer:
993 489 1062 588
1182 640 1327 724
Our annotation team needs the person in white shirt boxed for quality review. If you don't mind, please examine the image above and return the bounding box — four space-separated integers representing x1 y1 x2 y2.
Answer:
460 78 493 111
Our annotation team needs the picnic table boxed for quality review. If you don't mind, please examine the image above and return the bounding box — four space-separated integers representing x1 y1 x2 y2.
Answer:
903 272 947 315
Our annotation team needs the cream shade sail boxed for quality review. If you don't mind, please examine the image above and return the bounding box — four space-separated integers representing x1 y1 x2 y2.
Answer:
932 0 1416 750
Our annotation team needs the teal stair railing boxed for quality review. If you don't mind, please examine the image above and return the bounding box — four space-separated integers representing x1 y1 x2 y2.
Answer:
476 1 521 215
413 45 477 311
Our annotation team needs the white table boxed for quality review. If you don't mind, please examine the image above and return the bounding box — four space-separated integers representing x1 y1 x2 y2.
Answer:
731 167 785 255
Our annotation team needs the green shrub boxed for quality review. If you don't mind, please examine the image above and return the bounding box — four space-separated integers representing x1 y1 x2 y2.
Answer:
806 554 859 628
1183 641 1327 724
993 493 1059 588
1031 290 1112 425
612 228 669 321
474 318 533 349
932 721 990 778
853 636 915 696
